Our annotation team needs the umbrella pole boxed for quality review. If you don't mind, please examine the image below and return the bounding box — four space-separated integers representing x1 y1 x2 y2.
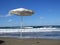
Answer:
20 16 23 38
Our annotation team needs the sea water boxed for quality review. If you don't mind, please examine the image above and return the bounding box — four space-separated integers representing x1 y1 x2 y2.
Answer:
0 28 60 39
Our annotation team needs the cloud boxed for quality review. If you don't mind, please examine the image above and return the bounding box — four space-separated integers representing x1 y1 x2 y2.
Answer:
40 17 44 19
0 15 4 17
47 9 53 12
8 19 12 22
0 14 11 17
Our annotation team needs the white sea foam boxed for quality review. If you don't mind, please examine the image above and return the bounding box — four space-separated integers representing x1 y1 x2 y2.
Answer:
0 28 60 33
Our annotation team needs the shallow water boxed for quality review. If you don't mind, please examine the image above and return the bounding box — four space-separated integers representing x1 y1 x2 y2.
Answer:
0 31 60 39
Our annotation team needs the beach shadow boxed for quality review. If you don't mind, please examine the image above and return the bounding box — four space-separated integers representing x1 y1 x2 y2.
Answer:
37 41 40 44
0 40 5 45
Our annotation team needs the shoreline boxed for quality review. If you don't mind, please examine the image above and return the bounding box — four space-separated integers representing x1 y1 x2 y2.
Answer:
0 37 60 45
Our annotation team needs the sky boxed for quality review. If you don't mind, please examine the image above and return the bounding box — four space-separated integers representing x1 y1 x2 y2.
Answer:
0 0 60 27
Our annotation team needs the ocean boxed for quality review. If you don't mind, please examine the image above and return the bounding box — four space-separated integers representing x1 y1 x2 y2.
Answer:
0 26 60 39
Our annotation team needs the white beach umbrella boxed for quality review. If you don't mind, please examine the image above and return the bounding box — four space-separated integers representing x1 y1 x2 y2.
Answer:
8 8 34 38
9 8 34 16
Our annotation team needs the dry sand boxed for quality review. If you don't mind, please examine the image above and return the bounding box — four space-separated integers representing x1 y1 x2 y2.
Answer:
0 37 60 45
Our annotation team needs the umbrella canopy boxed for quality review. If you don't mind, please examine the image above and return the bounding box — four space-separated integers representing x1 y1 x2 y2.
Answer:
9 8 34 16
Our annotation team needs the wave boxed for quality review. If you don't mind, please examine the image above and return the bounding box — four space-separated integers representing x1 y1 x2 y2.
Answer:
0 28 60 33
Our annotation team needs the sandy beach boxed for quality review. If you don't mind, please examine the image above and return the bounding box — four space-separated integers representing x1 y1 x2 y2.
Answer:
0 37 60 45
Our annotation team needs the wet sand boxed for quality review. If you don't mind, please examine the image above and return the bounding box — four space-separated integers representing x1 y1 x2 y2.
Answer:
0 37 60 45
